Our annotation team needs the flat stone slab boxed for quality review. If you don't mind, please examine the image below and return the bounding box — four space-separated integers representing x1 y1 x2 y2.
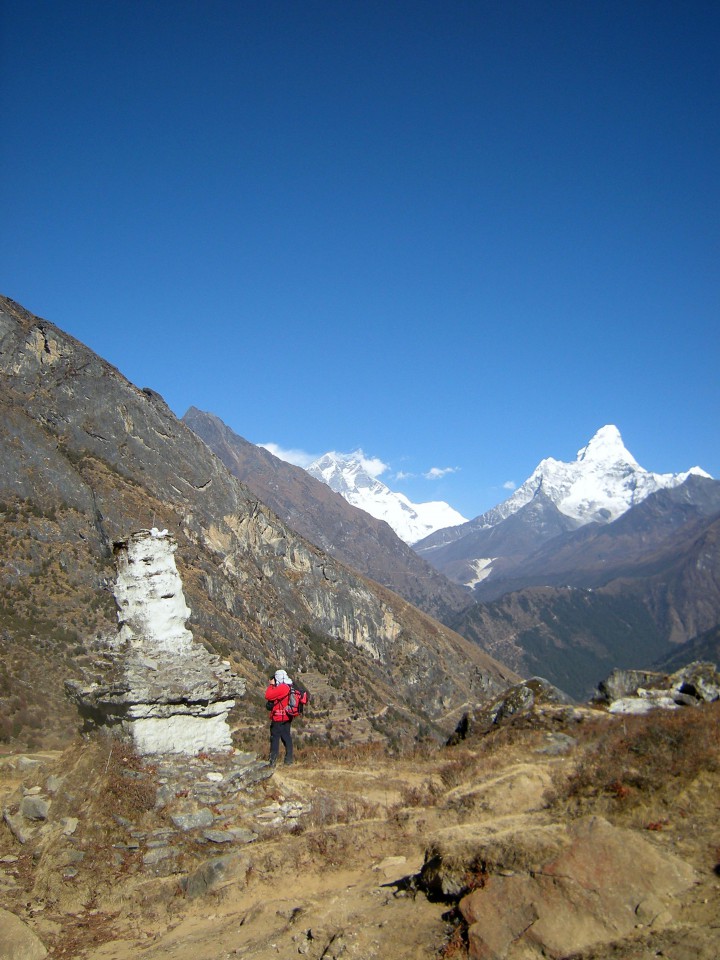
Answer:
171 808 215 831
20 796 51 820
458 816 697 960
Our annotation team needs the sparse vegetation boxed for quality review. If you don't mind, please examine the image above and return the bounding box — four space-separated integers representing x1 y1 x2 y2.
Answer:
1 698 719 960
306 791 380 828
552 702 720 814
99 742 158 819
395 778 443 809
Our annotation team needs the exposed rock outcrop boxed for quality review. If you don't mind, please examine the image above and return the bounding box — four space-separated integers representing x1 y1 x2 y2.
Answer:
448 676 576 744
461 817 695 959
0 906 47 960
65 529 245 755
183 407 472 623
419 815 697 959
596 661 720 715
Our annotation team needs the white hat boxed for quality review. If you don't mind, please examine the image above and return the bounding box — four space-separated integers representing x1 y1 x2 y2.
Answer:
274 669 292 685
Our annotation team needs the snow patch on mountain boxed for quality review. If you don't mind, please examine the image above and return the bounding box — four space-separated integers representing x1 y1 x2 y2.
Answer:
306 451 467 544
467 558 496 587
476 425 710 529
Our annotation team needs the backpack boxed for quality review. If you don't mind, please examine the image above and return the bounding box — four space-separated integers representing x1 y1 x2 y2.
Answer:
285 685 309 718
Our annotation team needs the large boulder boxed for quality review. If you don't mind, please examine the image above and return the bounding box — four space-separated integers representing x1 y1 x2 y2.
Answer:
449 676 575 743
596 668 667 702
0 908 47 960
426 815 696 959
597 660 720 715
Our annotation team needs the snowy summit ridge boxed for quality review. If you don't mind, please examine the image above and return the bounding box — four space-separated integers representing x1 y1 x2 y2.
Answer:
479 424 710 529
414 424 712 593
305 451 467 545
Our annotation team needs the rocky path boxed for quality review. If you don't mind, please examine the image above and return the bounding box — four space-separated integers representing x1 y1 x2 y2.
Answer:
2 715 719 960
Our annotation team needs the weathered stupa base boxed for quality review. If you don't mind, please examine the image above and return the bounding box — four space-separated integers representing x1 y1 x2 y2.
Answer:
129 714 234 756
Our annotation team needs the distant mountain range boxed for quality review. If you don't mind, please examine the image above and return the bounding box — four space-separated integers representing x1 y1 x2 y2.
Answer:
304 451 467 544
408 429 719 699
187 412 720 700
447 474 720 698
415 424 711 595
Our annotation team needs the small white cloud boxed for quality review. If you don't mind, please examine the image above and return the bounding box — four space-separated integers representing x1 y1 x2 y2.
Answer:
394 470 415 481
503 480 517 490
346 449 388 478
260 443 317 468
424 466 460 480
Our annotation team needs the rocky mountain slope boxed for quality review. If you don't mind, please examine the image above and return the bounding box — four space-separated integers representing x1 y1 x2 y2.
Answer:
182 407 471 623
447 477 720 699
450 586 668 701
0 295 514 750
654 623 720 673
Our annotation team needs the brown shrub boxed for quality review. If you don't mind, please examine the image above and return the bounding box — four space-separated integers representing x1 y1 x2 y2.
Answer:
557 702 720 809
301 740 389 765
438 753 478 788
307 792 380 827
398 779 443 808
439 920 469 959
99 742 157 819
304 827 351 866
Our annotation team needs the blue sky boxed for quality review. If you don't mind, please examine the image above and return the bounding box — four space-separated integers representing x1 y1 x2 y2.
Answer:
1 1 718 518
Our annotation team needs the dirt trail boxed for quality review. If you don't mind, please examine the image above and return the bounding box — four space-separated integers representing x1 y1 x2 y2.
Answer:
2 719 719 960
1 745 548 959
72 756 462 960
75 751 566 960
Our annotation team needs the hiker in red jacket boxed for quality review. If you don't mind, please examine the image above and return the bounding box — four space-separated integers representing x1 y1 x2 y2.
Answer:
265 668 295 767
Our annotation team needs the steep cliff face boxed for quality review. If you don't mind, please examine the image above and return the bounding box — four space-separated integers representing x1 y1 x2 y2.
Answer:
182 407 472 623
0 296 515 748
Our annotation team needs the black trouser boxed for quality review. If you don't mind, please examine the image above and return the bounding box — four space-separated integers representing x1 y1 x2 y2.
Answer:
269 720 293 764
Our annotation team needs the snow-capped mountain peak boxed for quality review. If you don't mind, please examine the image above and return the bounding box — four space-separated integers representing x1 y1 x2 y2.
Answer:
576 424 639 468
310 453 382 498
305 451 467 544
481 425 710 528
414 425 713 595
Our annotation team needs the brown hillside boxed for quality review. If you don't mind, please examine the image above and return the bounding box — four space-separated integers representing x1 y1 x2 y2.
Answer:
0 295 515 750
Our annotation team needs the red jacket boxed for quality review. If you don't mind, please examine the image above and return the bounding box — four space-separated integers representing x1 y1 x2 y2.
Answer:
265 681 291 722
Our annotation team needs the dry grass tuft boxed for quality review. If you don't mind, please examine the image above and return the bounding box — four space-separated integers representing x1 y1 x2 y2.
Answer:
306 792 381 828
397 779 444 809
438 753 478 788
438 918 469 959
300 740 391 765
99 742 157 820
